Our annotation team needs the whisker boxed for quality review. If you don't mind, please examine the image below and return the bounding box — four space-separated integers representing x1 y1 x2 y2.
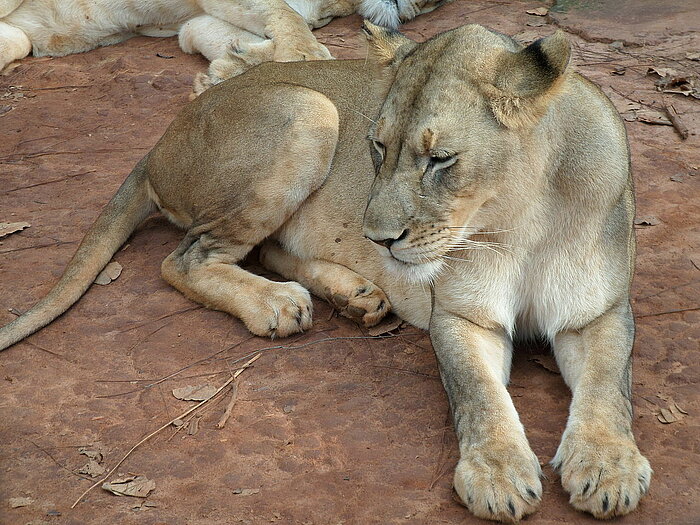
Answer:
342 105 377 124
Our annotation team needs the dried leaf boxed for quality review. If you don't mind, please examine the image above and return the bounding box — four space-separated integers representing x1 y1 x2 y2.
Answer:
527 354 559 374
620 108 672 126
187 416 200 436
674 401 688 415
526 7 548 16
102 476 155 498
657 407 678 424
647 67 699 96
656 398 687 424
78 459 106 478
647 66 678 78
79 447 103 463
0 221 30 238
634 215 661 227
232 488 260 496
172 384 217 401
368 314 403 337
9 497 33 508
94 261 122 285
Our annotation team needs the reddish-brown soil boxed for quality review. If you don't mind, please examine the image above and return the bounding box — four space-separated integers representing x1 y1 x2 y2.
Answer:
1 1 698 524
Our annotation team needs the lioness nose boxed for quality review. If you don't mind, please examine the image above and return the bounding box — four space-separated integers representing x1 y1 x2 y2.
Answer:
366 229 409 250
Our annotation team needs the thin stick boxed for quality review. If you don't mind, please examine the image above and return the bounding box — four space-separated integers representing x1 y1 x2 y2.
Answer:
663 104 689 140
636 306 699 318
216 382 239 429
70 353 261 509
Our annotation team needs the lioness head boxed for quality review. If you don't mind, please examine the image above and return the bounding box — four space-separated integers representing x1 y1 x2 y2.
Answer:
361 22 571 282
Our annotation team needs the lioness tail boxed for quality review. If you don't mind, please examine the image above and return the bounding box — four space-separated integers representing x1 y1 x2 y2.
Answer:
0 159 154 351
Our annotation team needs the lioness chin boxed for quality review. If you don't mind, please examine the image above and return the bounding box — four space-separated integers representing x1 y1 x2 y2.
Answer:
0 22 650 522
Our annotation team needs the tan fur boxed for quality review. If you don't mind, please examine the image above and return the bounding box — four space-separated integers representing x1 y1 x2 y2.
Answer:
0 22 649 522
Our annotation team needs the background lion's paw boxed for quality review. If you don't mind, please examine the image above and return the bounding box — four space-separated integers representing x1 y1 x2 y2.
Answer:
453 443 542 523
553 431 652 518
273 38 332 62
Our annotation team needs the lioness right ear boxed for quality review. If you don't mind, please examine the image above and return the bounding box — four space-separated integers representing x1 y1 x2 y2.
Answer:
361 20 417 66
485 31 571 128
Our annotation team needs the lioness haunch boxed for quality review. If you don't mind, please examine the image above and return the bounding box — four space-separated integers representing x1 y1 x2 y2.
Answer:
0 22 651 522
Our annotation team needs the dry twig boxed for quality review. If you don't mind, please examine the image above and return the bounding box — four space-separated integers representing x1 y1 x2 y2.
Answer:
663 104 689 139
70 353 261 509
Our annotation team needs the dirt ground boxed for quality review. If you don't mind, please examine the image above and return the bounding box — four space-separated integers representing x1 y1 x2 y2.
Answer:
0 1 698 524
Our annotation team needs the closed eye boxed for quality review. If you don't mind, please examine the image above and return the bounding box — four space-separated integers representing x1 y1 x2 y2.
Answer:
427 155 457 172
372 139 386 158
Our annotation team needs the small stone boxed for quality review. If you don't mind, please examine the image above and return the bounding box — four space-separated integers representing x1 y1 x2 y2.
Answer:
9 497 33 508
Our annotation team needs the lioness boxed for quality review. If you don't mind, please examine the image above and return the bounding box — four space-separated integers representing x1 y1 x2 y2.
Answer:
0 23 651 522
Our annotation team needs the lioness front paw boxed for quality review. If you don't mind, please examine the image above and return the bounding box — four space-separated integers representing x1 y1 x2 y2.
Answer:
327 282 390 328
241 281 312 338
453 443 542 523
553 430 652 518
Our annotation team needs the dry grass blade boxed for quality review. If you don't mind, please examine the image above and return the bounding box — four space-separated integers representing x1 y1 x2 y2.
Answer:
70 353 261 509
216 381 239 429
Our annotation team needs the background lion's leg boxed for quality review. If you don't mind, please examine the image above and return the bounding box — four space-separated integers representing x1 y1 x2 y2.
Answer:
0 20 30 71
195 0 331 62
430 308 542 522
259 241 390 327
162 235 312 338
552 303 652 518
178 14 273 95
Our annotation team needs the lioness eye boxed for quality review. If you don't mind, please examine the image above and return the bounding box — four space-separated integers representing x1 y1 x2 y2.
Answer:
372 140 386 158
427 155 457 171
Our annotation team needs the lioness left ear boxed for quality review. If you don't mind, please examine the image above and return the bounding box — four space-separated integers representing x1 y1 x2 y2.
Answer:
361 20 417 67
486 31 571 128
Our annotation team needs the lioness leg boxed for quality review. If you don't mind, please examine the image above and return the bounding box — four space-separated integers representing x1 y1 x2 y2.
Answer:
162 235 312 338
259 242 390 327
552 303 651 518
430 307 542 522
0 20 31 71
154 84 340 337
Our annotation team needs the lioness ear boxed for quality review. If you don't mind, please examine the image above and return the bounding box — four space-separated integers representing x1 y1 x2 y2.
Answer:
486 31 571 128
361 20 416 66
